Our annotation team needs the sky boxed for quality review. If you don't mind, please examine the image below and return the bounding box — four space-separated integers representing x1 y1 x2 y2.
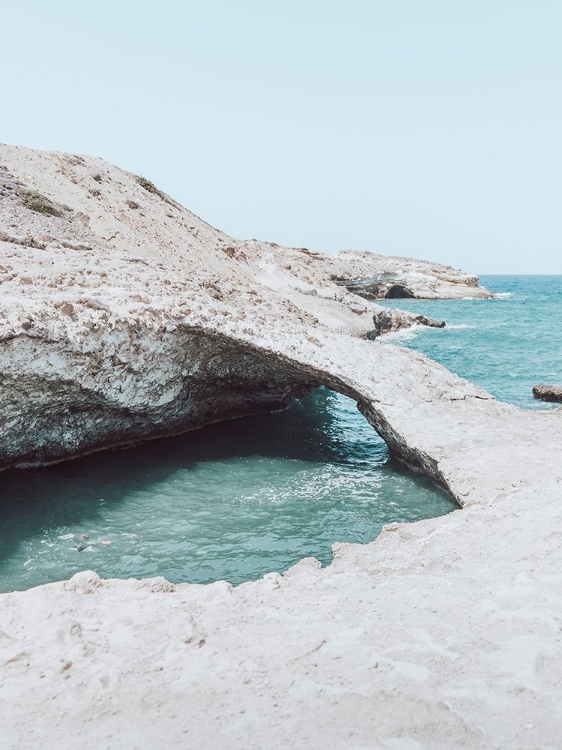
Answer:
2 0 561 273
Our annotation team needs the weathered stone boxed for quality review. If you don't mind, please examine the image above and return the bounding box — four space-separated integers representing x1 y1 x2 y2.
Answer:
371 308 445 336
0 145 493 476
332 260 492 300
533 383 562 402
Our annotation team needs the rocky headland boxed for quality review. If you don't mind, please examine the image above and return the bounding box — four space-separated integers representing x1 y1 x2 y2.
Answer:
1 145 561 750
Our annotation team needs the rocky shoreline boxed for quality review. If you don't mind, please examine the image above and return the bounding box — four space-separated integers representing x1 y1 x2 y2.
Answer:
1 146 561 750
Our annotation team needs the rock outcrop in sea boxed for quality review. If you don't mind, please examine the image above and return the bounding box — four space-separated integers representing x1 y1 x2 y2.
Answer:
1 145 562 750
533 383 562 402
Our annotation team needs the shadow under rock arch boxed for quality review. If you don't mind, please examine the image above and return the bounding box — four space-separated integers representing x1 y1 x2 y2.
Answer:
0 319 466 576
0 388 395 564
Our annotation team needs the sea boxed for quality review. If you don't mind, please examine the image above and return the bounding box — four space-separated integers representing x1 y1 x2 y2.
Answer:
0 275 559 592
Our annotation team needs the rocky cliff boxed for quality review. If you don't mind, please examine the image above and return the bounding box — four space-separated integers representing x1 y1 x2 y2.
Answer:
0 144 488 474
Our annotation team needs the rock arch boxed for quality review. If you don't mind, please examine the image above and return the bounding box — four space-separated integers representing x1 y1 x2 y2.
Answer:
4 320 560 511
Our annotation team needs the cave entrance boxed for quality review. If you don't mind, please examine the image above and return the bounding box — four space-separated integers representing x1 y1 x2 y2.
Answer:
385 284 415 299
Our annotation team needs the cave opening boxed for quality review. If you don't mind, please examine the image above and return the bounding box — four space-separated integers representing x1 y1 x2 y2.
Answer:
385 284 415 299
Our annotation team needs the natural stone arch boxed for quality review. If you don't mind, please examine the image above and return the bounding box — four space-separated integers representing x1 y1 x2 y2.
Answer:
4 319 560 513
0 322 453 496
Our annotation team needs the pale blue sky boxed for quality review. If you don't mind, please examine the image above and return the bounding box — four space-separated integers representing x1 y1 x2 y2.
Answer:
3 1 561 273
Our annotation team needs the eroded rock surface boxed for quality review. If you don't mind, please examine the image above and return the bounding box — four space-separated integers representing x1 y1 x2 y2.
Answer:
0 145 482 474
371 308 445 336
330 251 492 300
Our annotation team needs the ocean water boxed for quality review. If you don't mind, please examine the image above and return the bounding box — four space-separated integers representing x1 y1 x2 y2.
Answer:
0 389 453 592
0 275 557 592
378 275 562 409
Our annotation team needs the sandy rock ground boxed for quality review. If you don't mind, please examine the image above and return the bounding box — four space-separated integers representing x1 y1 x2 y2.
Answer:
2 481 562 750
0 145 560 749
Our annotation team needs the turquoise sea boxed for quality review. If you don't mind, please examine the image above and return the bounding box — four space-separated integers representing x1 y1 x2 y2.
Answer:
379 275 562 409
0 275 559 592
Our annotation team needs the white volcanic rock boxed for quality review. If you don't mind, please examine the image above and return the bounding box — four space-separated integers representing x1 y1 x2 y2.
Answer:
371 307 445 335
2 481 562 750
0 145 560 750
0 144 485 471
325 249 492 300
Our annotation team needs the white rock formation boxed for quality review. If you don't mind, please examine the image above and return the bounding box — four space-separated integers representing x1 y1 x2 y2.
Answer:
1 146 560 750
0 145 487 472
328 249 492 300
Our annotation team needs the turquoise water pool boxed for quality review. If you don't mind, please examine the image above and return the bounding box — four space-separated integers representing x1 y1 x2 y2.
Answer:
0 388 453 591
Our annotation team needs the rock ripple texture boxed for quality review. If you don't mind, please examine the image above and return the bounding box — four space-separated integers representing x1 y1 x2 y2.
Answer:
1 146 561 749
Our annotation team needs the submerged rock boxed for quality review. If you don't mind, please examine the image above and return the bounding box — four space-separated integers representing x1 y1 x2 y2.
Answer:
371 309 446 337
532 383 562 402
